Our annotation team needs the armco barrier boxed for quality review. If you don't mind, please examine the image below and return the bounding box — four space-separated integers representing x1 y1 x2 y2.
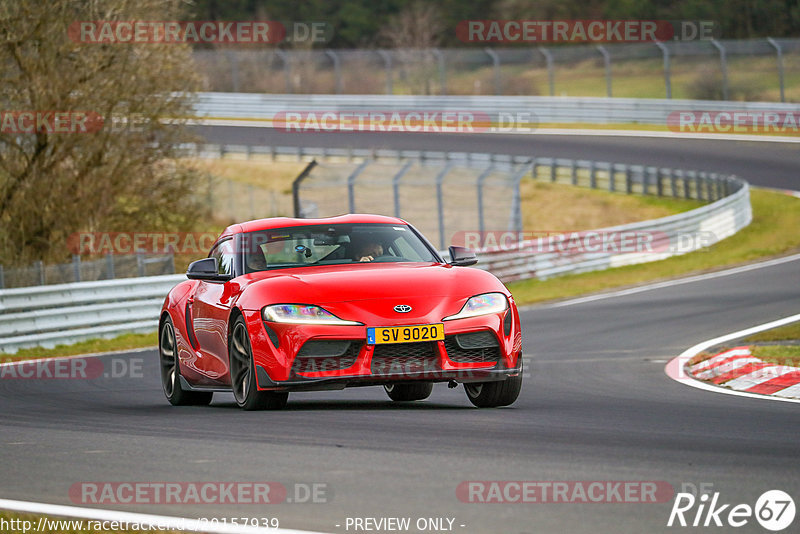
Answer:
0 274 183 353
191 92 800 127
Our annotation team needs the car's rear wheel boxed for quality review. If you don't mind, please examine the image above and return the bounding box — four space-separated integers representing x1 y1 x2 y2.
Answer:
159 317 213 406
464 361 523 408
384 382 433 401
229 316 288 411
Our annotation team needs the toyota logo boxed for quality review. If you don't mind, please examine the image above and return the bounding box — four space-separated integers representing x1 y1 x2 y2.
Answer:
393 304 412 313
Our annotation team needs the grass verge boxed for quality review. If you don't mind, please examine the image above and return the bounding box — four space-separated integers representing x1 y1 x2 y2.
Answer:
1 332 156 363
508 188 800 305
751 345 800 367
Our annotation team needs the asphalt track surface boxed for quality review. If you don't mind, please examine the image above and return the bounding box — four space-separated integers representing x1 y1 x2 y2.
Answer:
1 129 799 533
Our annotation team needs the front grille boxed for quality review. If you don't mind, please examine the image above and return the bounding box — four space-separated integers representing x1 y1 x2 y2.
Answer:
291 340 362 375
444 331 501 363
371 342 439 375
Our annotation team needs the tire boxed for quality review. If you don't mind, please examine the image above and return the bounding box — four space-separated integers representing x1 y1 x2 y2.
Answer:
159 317 213 406
384 382 433 401
464 361 523 408
229 316 288 411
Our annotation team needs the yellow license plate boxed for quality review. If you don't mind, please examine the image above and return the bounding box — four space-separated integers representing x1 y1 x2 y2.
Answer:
367 324 444 345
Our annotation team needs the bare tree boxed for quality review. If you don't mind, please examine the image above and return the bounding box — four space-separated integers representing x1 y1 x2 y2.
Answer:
0 0 204 266
380 2 444 95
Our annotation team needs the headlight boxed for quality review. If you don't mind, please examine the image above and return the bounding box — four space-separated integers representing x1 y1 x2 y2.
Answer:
443 293 508 321
262 304 362 325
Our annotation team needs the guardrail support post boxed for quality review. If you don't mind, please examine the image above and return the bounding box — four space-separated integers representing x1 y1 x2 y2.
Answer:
435 163 454 249
767 38 785 103
0 264 4 289
624 165 632 194
432 48 447 95
391 160 414 218
608 163 616 192
571 160 578 186
710 39 729 101
377 50 393 95
550 160 557 183
136 252 145 277
325 50 343 94
476 165 495 236
654 42 671 99
484 48 501 95
682 170 691 199
72 255 81 283
589 161 597 189
348 160 371 213
538 47 555 96
670 169 678 198
596 45 612 97
654 168 663 196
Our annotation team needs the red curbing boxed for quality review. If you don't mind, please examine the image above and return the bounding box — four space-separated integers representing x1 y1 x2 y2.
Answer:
685 347 800 399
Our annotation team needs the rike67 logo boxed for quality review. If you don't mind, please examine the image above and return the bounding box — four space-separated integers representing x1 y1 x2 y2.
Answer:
668 489 795 531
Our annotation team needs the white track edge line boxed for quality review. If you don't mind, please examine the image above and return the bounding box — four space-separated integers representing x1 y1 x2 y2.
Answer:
527 252 800 310
664 313 800 404
0 498 328 534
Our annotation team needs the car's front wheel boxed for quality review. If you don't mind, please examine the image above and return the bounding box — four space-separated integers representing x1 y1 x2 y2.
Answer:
384 382 433 401
159 317 213 406
229 316 288 411
464 361 523 408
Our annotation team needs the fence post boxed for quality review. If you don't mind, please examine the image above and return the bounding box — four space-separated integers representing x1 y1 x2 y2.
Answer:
766 38 785 103
484 48 501 95
0 264 4 289
654 41 671 99
35 260 44 285
508 164 529 234
710 39 729 101
105 253 115 280
538 47 555 96
391 160 414 218
476 164 495 236
596 45 612 97
292 160 318 218
275 49 292 94
435 163 454 249
72 255 81 283
377 50 393 95
432 48 447 95
347 160 371 213
226 50 240 92
325 50 342 94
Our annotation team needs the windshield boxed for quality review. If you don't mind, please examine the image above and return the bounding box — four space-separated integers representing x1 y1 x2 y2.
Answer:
242 223 439 273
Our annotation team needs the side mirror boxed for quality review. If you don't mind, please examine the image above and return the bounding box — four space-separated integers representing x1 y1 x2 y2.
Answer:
186 257 232 282
448 246 478 267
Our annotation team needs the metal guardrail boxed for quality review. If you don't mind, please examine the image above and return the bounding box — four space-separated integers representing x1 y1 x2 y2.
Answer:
0 274 183 353
192 92 800 127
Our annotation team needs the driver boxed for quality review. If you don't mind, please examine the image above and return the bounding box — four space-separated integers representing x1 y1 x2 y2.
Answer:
353 241 383 262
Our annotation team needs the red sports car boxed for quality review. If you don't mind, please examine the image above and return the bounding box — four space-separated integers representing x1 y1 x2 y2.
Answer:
159 214 523 410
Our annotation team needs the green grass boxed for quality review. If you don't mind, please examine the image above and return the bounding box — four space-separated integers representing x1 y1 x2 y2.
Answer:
508 188 800 305
751 345 800 367
745 321 800 343
1 332 156 363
